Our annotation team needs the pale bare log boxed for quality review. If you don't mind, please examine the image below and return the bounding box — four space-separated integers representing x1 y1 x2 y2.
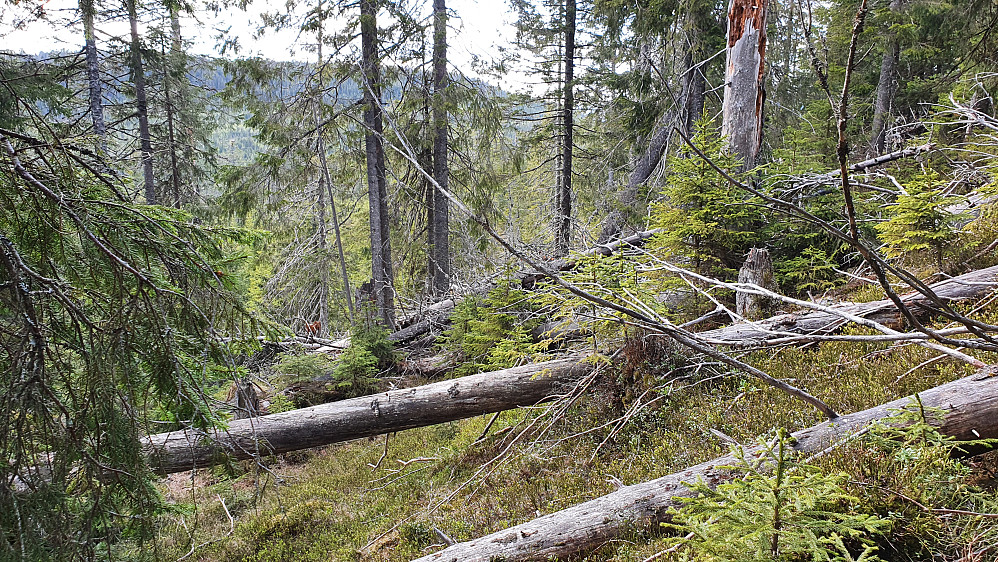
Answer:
143 355 592 474
701 264 998 345
413 365 998 562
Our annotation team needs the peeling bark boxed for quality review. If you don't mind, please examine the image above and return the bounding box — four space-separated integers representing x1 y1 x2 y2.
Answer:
721 0 768 170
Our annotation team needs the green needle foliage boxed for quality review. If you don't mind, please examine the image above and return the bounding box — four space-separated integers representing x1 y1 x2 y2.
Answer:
331 321 396 397
667 430 890 562
440 285 547 377
651 113 764 279
876 170 966 268
0 128 260 560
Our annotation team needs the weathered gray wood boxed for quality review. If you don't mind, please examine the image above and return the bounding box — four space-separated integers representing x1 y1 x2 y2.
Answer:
721 0 769 170
735 248 777 320
143 355 592 474
702 265 998 345
870 0 903 154
413 365 998 562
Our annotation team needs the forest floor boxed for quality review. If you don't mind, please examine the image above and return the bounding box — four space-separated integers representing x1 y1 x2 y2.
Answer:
144 288 998 561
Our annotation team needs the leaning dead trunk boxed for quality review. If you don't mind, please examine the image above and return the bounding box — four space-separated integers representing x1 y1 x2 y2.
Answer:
870 0 903 155
721 0 769 171
413 365 998 561
143 354 592 474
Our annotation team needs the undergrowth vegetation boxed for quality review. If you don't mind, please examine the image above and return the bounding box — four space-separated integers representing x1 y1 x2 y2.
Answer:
149 296 998 560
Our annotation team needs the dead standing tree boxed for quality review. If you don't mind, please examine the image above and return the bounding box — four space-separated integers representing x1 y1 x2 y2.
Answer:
721 0 769 170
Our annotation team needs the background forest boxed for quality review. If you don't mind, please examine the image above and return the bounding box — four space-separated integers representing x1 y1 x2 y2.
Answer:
3 0 998 559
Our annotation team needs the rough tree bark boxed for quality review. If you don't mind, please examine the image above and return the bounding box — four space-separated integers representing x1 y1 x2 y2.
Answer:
870 0 903 154
555 0 576 257
413 365 998 561
126 0 156 205
597 14 715 245
142 354 592 474
721 0 769 171
429 0 451 295
361 0 396 327
162 5 184 207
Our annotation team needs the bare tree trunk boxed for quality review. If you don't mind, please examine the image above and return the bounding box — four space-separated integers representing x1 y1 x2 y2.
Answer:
682 7 715 134
413 365 998 561
143 355 592 474
735 248 777 320
126 0 156 204
430 0 451 295
312 12 331 335
361 0 395 327
163 6 183 207
80 0 106 151
721 0 769 171
554 0 575 257
325 170 354 323
315 138 331 335
870 0 902 155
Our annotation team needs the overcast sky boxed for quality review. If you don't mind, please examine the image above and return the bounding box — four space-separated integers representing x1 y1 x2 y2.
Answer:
1 0 531 90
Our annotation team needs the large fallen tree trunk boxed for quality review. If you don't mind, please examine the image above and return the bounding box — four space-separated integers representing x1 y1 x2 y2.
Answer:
143 354 592 474
412 365 998 562
700 264 998 345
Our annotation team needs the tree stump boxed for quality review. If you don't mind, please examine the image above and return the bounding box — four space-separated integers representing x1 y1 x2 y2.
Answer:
736 248 778 320
232 379 259 420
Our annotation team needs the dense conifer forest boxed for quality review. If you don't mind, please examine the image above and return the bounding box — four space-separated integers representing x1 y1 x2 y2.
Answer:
3 0 998 559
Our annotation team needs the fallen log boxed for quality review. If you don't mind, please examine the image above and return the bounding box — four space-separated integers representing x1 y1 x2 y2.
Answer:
412 365 998 562
700 264 998 345
143 354 593 474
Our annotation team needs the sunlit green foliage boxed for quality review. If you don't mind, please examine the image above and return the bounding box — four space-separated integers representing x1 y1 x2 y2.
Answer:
440 285 548 376
667 431 890 561
876 170 966 267
0 128 262 559
650 114 764 279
